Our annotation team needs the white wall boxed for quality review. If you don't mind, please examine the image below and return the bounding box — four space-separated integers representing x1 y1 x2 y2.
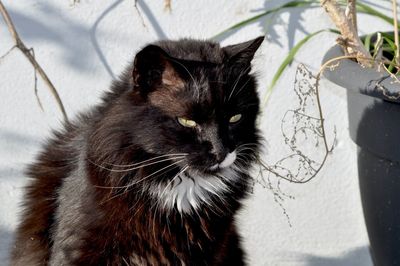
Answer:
0 0 394 265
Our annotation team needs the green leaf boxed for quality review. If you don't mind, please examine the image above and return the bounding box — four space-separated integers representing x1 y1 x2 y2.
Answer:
263 29 339 106
381 32 396 41
212 0 318 39
381 35 398 73
363 33 373 51
383 37 396 50
372 32 383 59
387 59 396 73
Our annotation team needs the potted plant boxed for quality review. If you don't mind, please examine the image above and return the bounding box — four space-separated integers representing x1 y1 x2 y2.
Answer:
216 0 400 265
321 1 400 265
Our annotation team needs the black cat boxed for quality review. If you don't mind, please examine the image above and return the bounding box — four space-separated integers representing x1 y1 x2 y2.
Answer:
11 36 264 266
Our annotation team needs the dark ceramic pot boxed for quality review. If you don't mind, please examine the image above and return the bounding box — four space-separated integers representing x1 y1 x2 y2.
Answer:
323 43 400 266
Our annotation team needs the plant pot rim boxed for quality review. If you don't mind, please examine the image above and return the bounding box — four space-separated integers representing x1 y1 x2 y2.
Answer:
322 43 400 104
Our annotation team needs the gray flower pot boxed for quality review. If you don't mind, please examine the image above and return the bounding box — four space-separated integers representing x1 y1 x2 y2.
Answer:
323 44 400 266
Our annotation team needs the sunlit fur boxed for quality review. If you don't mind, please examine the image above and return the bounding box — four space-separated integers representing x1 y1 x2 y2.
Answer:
11 36 264 265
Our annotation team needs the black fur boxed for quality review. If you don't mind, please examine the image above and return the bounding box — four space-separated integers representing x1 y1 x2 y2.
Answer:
11 36 264 266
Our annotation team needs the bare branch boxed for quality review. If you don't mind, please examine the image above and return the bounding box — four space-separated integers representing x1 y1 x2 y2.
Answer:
0 0 68 122
320 0 373 67
347 0 357 33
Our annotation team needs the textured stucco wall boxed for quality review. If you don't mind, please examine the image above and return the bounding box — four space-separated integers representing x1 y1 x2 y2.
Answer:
0 0 394 265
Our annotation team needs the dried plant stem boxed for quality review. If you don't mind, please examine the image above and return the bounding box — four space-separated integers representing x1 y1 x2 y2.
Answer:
70 0 80 6
0 0 68 122
259 64 336 184
30 48 44 113
320 0 373 67
164 0 171 12
134 0 147 28
260 55 383 184
259 52 400 186
347 0 357 33
393 0 400 65
0 45 16 61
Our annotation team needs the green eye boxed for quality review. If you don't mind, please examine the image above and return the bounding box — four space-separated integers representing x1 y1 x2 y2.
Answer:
177 117 197 128
229 114 242 123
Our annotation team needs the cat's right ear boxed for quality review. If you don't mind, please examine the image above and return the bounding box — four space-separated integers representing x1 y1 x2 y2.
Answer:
132 45 182 96
223 36 264 76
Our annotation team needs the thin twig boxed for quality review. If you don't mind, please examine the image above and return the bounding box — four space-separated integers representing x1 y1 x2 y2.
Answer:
0 0 68 122
134 0 147 28
70 0 80 6
29 48 44 113
0 45 16 62
393 0 399 65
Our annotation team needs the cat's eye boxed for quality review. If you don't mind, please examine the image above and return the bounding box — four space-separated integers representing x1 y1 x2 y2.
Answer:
177 117 197 128
229 114 242 123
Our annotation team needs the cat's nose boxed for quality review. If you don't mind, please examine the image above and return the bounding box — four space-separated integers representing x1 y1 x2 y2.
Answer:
214 149 228 163
208 138 227 163
201 123 228 163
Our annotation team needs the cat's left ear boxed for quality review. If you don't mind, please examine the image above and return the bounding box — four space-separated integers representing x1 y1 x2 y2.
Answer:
223 36 264 71
132 44 182 95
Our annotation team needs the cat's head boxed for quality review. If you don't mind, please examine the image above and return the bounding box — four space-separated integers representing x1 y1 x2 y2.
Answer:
129 37 263 175
89 37 264 213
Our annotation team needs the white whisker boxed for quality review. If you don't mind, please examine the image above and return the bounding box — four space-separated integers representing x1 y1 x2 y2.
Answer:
95 159 184 190
88 156 186 173
169 58 201 101
160 166 189 201
233 77 252 98
105 153 188 168
227 65 252 101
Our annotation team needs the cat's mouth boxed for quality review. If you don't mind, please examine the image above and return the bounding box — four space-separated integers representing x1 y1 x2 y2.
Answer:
208 151 237 173
181 150 238 175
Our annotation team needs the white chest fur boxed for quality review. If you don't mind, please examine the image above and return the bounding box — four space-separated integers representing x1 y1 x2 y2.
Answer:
150 166 241 214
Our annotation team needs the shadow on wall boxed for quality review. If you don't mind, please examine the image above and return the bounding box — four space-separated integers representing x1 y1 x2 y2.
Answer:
4 4 92 71
136 0 167 39
2 0 394 78
213 0 310 49
0 168 25 180
1 2 127 75
2 0 311 70
258 0 308 49
0 129 41 148
302 246 373 266
0 228 14 265
0 129 41 180
213 0 392 50
90 0 123 79
91 0 167 79
0 129 41 156
6 0 168 80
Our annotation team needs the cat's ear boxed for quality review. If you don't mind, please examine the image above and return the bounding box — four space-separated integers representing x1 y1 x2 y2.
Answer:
223 36 264 73
132 45 182 94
